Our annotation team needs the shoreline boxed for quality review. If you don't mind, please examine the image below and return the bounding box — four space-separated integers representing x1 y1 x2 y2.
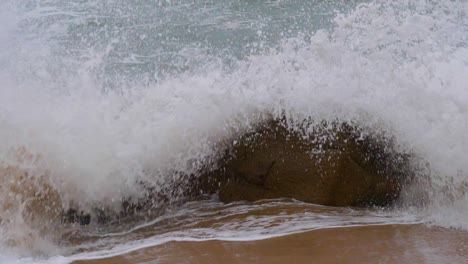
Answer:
72 223 467 264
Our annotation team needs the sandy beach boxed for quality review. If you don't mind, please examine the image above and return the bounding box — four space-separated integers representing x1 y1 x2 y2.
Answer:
73 224 467 264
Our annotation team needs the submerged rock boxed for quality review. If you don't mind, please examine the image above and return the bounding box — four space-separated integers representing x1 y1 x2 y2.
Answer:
195 118 411 207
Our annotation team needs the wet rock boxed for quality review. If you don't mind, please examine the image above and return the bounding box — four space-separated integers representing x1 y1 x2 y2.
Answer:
61 118 412 225
195 118 410 207
62 209 91 225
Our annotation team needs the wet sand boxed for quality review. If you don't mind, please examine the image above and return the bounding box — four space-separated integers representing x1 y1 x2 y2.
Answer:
73 224 467 264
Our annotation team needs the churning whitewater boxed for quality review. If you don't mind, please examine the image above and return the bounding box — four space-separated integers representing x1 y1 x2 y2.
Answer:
0 0 467 262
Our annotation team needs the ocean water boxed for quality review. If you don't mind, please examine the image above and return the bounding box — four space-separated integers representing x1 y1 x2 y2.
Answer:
0 0 467 262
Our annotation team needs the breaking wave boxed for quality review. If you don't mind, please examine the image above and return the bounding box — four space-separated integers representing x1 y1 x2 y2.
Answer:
0 0 467 259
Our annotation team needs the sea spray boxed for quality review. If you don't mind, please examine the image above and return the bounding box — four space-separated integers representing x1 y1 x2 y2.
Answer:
0 0 467 258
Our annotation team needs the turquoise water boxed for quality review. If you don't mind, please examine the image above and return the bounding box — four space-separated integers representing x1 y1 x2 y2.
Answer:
15 1 362 87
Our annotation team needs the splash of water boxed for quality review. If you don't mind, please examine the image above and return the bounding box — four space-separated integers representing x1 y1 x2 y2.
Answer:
0 0 467 258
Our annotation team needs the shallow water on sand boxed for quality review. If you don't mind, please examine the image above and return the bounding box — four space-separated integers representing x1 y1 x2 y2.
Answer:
73 224 468 264
36 198 464 264
11 198 460 264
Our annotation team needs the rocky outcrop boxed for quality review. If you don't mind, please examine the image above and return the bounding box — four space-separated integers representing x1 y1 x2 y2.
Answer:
195 118 410 207
63 118 412 225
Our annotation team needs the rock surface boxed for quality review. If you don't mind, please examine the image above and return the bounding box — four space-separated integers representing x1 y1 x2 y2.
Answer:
195 119 410 207
62 118 412 225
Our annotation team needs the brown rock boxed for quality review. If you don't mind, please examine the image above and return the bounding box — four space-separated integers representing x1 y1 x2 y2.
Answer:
62 118 412 225
196 118 410 207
